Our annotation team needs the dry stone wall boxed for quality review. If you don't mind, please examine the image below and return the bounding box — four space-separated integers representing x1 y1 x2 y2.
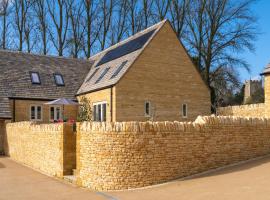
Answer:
5 122 75 177
217 103 266 117
76 116 270 191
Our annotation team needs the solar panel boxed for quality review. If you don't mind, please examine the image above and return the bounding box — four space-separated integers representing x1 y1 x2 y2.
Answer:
110 60 128 79
96 29 156 67
95 67 110 84
86 68 99 82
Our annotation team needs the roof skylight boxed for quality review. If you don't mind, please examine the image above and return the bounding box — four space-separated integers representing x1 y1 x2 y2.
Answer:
30 72 41 84
111 60 128 79
95 67 110 84
54 74 65 86
87 68 99 82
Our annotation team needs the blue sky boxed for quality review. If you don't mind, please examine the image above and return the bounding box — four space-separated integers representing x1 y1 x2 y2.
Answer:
239 0 270 82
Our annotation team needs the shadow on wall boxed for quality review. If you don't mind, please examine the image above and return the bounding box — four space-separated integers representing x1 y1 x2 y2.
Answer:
0 120 9 156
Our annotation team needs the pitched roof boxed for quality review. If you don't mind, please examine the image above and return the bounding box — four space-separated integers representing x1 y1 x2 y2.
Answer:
262 63 270 75
77 20 167 95
0 50 93 118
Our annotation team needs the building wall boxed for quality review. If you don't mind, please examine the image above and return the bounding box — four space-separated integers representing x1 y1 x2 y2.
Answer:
115 21 210 121
4 122 75 177
78 87 116 122
10 99 78 122
0 120 5 154
217 103 266 117
76 116 270 191
265 75 270 116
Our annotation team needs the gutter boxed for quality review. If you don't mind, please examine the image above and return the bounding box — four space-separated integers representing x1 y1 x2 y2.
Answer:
110 87 113 122
75 85 115 97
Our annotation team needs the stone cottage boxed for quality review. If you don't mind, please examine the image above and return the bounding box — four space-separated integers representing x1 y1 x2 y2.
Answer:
0 51 93 124
77 20 211 122
0 20 210 125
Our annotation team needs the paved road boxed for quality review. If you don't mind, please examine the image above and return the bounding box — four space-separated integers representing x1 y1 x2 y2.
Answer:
1 156 270 200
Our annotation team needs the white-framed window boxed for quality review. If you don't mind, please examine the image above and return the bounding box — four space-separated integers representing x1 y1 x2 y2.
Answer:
93 101 107 122
30 105 42 121
50 106 62 121
182 104 188 118
145 101 151 117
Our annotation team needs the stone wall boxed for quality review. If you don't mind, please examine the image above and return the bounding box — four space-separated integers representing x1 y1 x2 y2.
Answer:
217 103 266 117
76 116 270 191
0 120 5 155
5 122 75 177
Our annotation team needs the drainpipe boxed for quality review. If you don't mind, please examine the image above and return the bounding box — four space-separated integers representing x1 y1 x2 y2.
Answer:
13 99 15 122
110 87 113 122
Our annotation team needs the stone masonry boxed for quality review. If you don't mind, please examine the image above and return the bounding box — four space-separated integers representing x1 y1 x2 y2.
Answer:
4 122 76 178
76 116 270 191
217 103 266 117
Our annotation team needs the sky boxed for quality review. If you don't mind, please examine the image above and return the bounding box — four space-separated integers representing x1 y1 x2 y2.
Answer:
239 0 270 82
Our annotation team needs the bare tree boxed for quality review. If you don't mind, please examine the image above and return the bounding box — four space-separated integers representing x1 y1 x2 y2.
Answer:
127 0 141 35
67 0 85 58
46 0 70 56
169 0 188 38
184 0 257 109
110 0 129 45
185 0 206 73
24 14 37 53
13 0 32 51
82 0 100 58
141 0 154 29
153 0 171 21
0 0 11 49
98 0 114 50
33 0 48 55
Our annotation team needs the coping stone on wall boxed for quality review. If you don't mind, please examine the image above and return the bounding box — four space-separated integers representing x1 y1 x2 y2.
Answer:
79 115 270 134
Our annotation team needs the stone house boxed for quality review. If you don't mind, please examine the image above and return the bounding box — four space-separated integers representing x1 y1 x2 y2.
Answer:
0 20 211 124
0 51 92 124
76 20 211 122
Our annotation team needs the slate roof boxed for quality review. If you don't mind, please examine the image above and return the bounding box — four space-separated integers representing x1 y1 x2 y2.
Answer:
77 20 167 95
0 50 93 118
262 63 270 75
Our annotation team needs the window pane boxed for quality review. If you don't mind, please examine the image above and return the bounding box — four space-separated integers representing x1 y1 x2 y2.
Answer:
111 61 128 79
98 104 102 121
87 69 99 82
56 107 61 120
37 106 42 120
145 102 150 116
31 72 40 84
95 67 110 84
102 104 106 122
50 107 55 120
182 104 187 117
31 106 35 119
55 74 64 85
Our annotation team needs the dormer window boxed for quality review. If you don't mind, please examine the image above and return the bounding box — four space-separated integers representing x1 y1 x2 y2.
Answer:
30 72 41 84
54 74 64 86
